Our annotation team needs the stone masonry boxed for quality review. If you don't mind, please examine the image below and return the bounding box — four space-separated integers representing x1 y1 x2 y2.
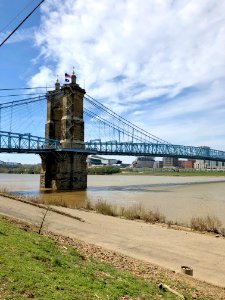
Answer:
40 71 87 190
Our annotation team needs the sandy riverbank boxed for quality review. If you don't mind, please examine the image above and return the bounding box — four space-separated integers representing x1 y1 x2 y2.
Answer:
0 194 225 289
1 173 225 227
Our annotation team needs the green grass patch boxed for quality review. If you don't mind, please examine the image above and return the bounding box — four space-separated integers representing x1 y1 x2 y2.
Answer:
0 217 185 300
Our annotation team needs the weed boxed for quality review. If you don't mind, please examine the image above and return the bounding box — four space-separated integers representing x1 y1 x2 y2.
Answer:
220 227 225 237
85 199 92 210
167 220 174 228
121 204 143 220
94 201 117 216
190 215 222 233
205 215 222 233
42 197 69 208
0 186 10 194
52 258 62 267
118 204 166 224
142 209 166 223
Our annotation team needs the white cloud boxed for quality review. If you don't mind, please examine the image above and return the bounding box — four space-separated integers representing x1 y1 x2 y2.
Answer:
0 27 35 44
28 66 55 88
29 0 225 149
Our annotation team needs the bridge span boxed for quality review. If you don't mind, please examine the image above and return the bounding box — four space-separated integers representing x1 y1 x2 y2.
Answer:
85 141 225 162
1 131 225 162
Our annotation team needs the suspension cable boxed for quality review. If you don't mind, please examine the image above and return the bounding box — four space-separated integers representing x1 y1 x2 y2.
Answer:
85 95 169 144
84 108 147 143
0 90 61 109
0 87 53 91
0 92 46 98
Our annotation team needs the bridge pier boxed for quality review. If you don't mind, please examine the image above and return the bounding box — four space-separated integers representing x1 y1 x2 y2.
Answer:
40 153 87 190
40 70 87 190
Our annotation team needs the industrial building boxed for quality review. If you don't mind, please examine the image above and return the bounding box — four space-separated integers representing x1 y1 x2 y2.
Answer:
194 160 225 170
131 157 155 168
87 155 122 166
163 157 179 168
179 159 195 169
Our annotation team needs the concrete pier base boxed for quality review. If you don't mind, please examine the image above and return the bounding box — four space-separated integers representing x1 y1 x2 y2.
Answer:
40 153 87 190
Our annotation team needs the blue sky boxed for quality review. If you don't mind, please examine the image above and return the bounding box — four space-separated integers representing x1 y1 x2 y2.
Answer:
0 0 44 163
0 0 225 164
0 0 40 88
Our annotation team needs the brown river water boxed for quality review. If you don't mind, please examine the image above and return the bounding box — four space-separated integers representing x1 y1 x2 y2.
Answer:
0 173 225 226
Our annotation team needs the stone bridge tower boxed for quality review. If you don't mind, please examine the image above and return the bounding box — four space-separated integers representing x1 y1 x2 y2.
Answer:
40 70 87 190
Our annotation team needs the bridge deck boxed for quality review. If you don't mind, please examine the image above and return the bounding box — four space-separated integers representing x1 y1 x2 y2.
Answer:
1 131 225 162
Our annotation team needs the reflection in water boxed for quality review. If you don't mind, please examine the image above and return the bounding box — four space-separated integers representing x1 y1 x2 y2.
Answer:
14 189 88 209
87 179 225 192
1 173 225 225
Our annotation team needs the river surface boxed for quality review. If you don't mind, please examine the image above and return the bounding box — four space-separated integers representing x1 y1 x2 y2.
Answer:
0 173 225 226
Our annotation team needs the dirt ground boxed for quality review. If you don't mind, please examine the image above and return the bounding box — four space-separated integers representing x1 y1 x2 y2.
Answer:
2 215 225 300
0 195 225 299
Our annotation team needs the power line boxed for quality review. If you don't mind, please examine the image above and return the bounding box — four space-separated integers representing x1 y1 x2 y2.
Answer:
0 0 37 33
0 0 45 48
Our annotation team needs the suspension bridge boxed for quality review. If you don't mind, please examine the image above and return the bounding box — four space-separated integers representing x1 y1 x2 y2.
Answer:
0 71 225 189
0 131 225 162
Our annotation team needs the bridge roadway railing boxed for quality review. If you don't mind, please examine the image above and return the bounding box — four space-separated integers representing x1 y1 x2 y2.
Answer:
1 130 225 162
85 141 225 162
0 131 59 153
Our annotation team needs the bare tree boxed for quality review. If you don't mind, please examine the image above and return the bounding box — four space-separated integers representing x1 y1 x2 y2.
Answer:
38 206 50 234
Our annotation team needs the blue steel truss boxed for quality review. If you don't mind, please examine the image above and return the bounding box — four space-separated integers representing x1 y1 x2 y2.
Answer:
1 131 225 162
0 131 94 155
0 131 59 153
85 141 225 162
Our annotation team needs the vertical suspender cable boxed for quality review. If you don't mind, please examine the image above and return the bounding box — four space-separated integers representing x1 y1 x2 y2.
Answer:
9 102 14 132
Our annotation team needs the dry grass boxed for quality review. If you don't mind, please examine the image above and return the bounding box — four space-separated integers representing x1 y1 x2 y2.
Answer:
1 189 224 237
86 201 166 224
190 215 222 234
220 227 225 237
92 202 224 235
0 186 10 194
94 201 118 216
24 195 41 203
120 204 143 220
40 196 87 209
41 197 69 208
85 199 92 210
142 209 166 223
119 204 166 223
